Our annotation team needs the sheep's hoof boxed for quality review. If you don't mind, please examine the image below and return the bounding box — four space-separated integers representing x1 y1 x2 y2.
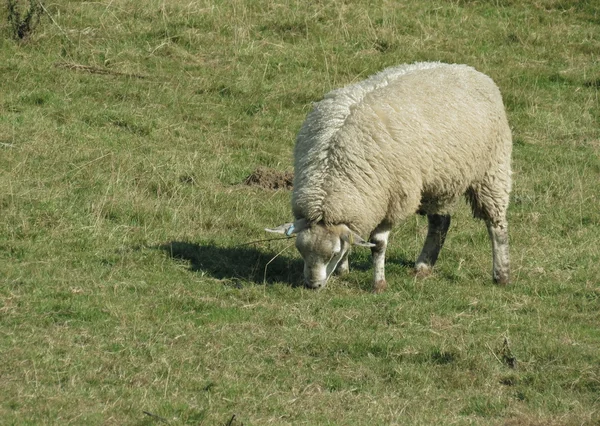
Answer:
494 274 510 286
414 264 433 278
373 280 387 293
335 266 349 276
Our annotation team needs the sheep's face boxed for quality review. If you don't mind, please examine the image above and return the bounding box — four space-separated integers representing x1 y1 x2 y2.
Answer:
265 220 375 289
295 224 349 289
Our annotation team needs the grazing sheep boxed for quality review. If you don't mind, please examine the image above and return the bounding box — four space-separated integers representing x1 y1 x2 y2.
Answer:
267 62 512 292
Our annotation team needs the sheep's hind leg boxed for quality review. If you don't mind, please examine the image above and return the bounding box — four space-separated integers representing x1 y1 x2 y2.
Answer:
415 214 451 277
486 220 509 285
370 226 391 293
467 174 511 285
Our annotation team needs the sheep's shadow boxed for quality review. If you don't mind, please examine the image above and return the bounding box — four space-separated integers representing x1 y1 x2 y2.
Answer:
350 253 415 271
157 241 415 288
157 241 304 287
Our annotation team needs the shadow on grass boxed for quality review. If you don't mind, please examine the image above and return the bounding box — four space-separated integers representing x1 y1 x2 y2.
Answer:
157 241 304 287
350 253 415 271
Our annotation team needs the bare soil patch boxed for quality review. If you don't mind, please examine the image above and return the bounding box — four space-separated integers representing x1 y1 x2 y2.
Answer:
243 167 293 190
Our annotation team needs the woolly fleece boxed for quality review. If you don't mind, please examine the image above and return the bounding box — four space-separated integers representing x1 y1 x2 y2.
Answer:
292 62 512 236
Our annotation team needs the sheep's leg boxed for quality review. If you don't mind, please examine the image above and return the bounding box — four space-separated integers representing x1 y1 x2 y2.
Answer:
335 250 349 276
486 220 509 285
466 166 511 284
370 227 391 293
415 214 451 276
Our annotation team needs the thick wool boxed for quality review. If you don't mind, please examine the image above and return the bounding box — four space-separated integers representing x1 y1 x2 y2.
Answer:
292 62 512 237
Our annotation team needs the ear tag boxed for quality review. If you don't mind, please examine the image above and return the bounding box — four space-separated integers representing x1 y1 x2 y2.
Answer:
285 224 295 237
349 233 354 245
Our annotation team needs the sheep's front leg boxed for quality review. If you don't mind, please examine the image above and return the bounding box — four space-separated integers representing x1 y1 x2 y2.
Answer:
370 228 391 293
486 220 509 285
415 214 451 277
335 250 349 276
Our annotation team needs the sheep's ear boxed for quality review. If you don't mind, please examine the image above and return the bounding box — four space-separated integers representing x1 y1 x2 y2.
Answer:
265 219 308 237
265 223 295 236
341 230 376 248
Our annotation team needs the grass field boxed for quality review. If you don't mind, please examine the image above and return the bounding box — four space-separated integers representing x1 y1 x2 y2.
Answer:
1 0 599 424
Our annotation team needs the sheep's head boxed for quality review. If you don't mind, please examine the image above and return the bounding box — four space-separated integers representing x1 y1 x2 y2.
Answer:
266 219 374 289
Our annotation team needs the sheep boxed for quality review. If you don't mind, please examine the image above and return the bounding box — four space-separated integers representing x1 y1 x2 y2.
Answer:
267 62 512 292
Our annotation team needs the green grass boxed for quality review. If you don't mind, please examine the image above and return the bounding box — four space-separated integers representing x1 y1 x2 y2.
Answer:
1 0 599 424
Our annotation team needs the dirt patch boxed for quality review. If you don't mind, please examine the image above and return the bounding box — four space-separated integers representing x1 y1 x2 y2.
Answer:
243 167 294 190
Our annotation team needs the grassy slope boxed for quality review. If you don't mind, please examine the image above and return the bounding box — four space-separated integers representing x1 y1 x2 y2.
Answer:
1 0 599 424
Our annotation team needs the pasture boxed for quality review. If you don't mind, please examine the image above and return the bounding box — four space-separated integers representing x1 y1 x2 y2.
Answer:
1 0 599 424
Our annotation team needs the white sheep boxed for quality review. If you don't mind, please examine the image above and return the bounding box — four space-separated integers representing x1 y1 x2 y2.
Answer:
267 62 512 292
